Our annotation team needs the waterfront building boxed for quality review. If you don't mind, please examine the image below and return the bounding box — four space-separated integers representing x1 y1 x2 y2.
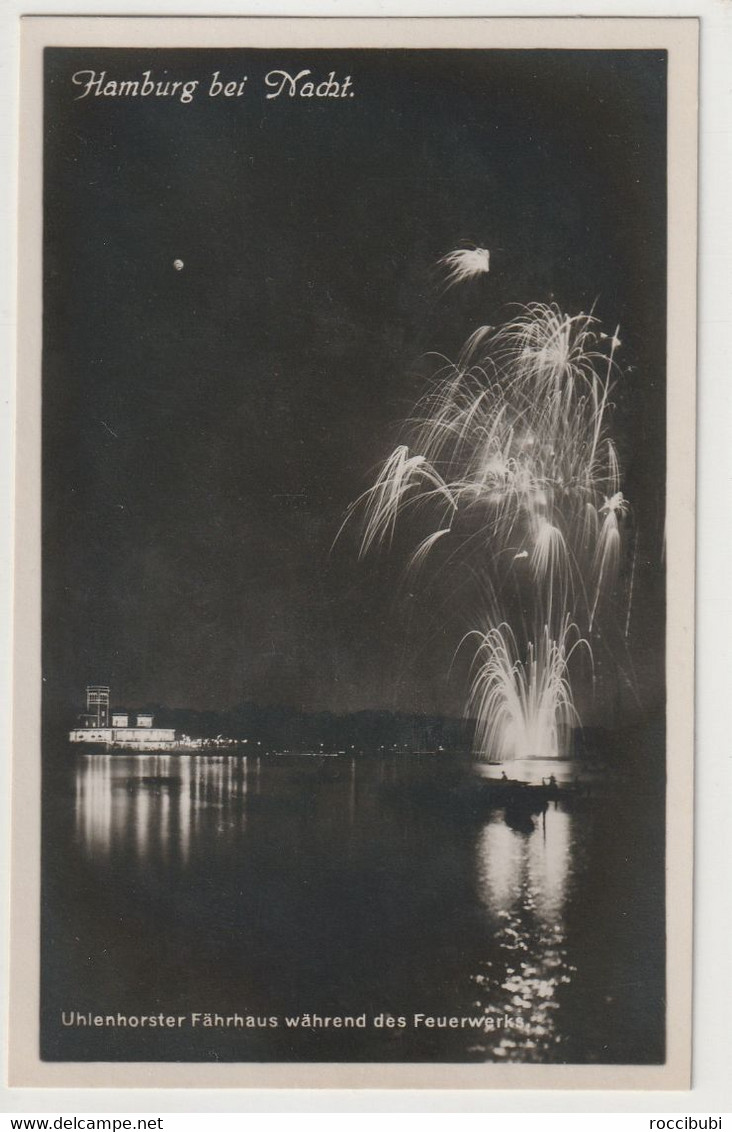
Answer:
78 685 110 729
70 686 177 750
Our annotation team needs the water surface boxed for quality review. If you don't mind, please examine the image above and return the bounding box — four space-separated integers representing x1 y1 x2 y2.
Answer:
41 751 664 1063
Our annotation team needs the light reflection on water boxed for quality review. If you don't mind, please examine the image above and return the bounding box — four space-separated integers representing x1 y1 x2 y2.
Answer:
74 753 249 860
472 805 576 1061
74 753 370 862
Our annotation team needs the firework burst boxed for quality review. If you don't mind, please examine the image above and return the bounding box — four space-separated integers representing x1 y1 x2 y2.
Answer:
346 299 631 762
437 246 491 288
466 619 588 763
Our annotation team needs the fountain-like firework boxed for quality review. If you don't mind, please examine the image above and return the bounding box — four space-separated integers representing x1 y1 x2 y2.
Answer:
345 293 630 762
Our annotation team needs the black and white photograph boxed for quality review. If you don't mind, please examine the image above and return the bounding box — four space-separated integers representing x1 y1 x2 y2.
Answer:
10 16 697 1090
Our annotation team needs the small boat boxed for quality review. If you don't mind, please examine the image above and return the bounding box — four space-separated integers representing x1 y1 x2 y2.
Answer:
479 776 574 805
127 775 183 792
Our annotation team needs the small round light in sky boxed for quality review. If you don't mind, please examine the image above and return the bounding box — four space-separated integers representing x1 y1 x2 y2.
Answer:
173 259 184 271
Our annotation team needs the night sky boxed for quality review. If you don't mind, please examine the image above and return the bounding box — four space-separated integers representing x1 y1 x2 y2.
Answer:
43 47 667 720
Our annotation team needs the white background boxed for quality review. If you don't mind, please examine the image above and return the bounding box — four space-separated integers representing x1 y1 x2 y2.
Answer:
1 0 730 1118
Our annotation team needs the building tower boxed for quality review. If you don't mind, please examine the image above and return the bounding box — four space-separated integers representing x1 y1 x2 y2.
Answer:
86 685 110 728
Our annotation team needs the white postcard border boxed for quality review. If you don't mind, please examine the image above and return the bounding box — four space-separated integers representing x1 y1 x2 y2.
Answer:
9 14 698 1093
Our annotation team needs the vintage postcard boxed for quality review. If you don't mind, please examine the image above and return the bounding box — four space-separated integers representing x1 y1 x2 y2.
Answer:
10 16 697 1089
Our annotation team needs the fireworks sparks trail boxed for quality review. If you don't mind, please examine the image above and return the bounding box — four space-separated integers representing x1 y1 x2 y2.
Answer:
345 286 632 762
625 531 638 640
438 246 491 288
465 620 588 763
